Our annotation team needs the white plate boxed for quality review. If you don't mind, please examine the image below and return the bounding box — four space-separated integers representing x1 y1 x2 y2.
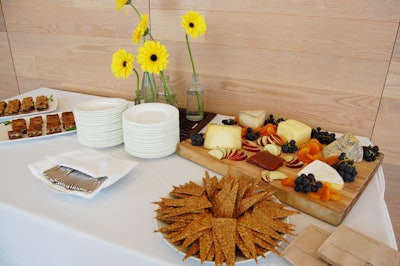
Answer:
74 98 127 114
155 179 288 264
122 103 179 126
0 112 76 144
0 95 58 122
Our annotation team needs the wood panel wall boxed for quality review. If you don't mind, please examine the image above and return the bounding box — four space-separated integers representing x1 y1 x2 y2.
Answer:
0 0 399 163
0 0 18 98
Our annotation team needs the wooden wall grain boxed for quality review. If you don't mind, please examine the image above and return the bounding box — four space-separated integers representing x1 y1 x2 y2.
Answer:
0 0 18 98
0 0 399 157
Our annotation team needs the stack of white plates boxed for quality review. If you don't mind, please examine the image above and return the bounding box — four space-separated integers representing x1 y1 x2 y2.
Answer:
122 103 180 158
74 98 128 148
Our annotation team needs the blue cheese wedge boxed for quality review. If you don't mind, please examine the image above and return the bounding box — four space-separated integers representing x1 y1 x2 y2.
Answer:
322 133 363 163
298 160 344 190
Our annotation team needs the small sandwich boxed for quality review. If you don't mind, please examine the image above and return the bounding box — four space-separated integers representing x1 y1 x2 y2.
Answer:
11 118 27 134
27 116 44 137
0 101 7 116
36 95 49 111
20 97 35 113
46 114 62 134
61 111 76 130
5 99 21 115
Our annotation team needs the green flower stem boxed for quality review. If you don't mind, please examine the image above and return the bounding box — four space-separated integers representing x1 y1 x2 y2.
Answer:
160 71 173 105
185 34 203 116
133 68 140 104
129 3 141 19
145 71 155 102
185 34 196 76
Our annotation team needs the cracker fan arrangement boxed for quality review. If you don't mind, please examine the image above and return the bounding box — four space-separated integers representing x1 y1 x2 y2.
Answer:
154 172 300 265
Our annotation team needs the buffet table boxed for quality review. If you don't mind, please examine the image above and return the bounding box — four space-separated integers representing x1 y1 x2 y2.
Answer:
0 88 397 266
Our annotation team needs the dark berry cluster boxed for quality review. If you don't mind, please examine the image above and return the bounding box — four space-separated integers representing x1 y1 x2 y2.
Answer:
282 140 298 153
190 133 204 146
245 127 260 141
363 145 380 162
222 119 237 125
294 173 323 193
332 153 357 182
264 114 285 126
311 127 336 144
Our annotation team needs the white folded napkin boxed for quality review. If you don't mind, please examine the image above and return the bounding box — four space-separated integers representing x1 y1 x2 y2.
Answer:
28 148 138 198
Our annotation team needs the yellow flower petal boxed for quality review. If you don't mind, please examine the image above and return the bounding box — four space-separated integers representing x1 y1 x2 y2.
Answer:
115 0 129 11
136 41 169 74
111 49 134 79
132 14 149 44
181 10 207 39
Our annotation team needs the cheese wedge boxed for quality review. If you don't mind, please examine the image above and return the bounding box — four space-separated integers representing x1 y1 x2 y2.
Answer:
204 124 242 150
298 160 344 190
277 119 311 145
238 110 266 129
322 133 363 163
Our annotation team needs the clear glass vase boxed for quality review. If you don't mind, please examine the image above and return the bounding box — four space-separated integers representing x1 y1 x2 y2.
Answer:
186 74 204 121
142 72 156 103
156 75 178 107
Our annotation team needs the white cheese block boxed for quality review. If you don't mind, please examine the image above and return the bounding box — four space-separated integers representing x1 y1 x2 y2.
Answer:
322 133 363 163
204 124 242 150
298 160 344 190
276 119 312 145
238 110 267 129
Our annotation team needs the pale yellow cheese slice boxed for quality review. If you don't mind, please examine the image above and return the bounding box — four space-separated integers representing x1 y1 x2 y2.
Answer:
204 124 242 150
277 119 312 145
298 160 344 190
238 110 266 129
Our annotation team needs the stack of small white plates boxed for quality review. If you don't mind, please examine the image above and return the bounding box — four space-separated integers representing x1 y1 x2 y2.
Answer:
74 98 128 148
122 103 180 158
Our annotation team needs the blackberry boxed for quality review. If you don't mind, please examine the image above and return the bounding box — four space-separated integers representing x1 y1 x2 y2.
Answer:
222 118 237 125
245 127 260 141
190 133 204 146
363 145 380 162
264 114 285 126
332 153 357 182
294 173 323 194
282 140 298 153
311 127 336 144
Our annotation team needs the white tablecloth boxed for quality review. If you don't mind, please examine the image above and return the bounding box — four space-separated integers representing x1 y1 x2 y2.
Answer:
0 88 397 266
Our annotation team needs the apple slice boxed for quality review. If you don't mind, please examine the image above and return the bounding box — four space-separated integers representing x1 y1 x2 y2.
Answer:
228 150 247 161
264 144 282 156
261 170 272 182
282 154 294 163
218 147 228 159
208 149 225 160
286 160 304 168
226 148 237 159
261 170 287 182
242 140 261 152
267 134 285 146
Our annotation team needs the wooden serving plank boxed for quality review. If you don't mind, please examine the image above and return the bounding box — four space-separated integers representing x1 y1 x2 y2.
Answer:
177 139 384 225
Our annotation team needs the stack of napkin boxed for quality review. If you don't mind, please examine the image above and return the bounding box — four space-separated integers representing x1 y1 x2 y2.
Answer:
282 224 400 266
28 148 138 198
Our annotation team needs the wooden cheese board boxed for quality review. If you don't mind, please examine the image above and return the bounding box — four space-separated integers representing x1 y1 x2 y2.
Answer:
177 139 383 225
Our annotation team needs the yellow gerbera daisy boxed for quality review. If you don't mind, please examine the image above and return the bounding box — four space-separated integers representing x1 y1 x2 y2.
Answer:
181 10 207 39
136 41 169 74
111 49 134 79
132 14 149 44
115 0 130 11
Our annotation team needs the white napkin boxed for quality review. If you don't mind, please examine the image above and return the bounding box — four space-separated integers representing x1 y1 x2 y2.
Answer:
28 148 138 198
